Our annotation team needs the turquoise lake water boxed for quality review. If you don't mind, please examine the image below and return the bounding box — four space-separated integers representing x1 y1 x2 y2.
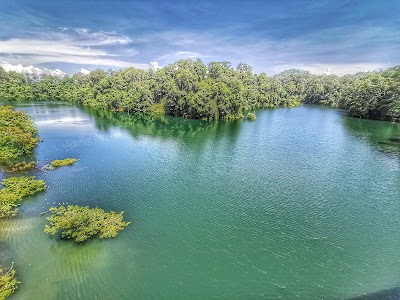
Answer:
1 102 399 299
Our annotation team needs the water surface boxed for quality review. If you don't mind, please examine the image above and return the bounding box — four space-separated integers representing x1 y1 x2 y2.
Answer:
1 103 399 299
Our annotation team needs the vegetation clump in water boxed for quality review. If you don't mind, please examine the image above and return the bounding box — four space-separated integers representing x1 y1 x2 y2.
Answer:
50 158 78 168
246 112 257 120
0 263 20 299
0 106 39 161
2 161 38 173
0 176 46 218
45 205 130 242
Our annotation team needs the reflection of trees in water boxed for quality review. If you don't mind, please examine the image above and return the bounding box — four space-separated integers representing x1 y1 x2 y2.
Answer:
85 108 243 152
343 116 400 154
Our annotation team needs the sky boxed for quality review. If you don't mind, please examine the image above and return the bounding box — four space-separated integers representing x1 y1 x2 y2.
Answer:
0 0 399 76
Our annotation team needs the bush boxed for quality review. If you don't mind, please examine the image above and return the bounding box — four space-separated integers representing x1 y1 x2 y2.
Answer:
45 205 131 242
0 263 20 299
246 112 257 120
0 176 46 218
149 103 165 117
3 161 38 173
50 158 78 168
0 106 39 161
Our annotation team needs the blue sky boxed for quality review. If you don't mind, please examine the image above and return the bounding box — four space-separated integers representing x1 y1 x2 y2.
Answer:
0 0 399 75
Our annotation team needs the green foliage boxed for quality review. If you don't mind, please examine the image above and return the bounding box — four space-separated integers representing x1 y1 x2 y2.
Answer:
45 205 131 242
246 112 257 120
50 158 78 168
3 161 38 173
0 263 20 299
1 63 399 122
0 176 46 218
0 106 39 161
149 103 165 117
274 67 400 121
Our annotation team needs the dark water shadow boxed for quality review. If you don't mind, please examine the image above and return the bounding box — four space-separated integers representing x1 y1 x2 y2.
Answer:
348 287 400 300
342 113 400 155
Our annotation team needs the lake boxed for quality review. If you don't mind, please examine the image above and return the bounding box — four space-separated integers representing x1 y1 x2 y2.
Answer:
1 102 399 299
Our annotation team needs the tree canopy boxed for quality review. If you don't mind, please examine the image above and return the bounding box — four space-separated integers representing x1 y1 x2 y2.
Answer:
273 67 400 121
0 61 399 122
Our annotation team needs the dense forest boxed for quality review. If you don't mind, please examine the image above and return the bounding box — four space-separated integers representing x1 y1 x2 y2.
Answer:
0 59 399 121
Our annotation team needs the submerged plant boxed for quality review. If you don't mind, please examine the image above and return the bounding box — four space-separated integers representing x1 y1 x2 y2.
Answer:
50 158 78 168
0 263 20 299
45 205 130 242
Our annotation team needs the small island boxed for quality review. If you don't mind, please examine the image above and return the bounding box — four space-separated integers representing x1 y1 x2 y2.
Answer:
45 205 130 242
50 158 79 168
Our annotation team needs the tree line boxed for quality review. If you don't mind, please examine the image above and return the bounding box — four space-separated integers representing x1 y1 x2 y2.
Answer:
0 60 399 121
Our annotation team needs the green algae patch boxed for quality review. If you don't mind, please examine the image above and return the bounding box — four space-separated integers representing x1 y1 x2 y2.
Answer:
45 205 130 242
50 158 78 168
0 176 46 218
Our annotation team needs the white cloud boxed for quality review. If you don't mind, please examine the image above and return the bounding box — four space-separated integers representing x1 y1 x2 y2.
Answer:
0 28 137 68
71 28 133 46
149 62 161 71
1 25 397 76
0 62 66 78
139 28 399 75
0 38 109 57
270 62 391 76
80 68 90 75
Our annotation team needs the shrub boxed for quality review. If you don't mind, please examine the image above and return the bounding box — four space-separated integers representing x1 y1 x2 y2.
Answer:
0 176 46 218
45 205 131 242
3 161 38 173
0 263 20 299
246 112 257 120
0 106 39 161
150 103 165 117
50 158 78 168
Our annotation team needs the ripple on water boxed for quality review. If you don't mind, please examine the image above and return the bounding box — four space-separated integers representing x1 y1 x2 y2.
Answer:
0 103 399 299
